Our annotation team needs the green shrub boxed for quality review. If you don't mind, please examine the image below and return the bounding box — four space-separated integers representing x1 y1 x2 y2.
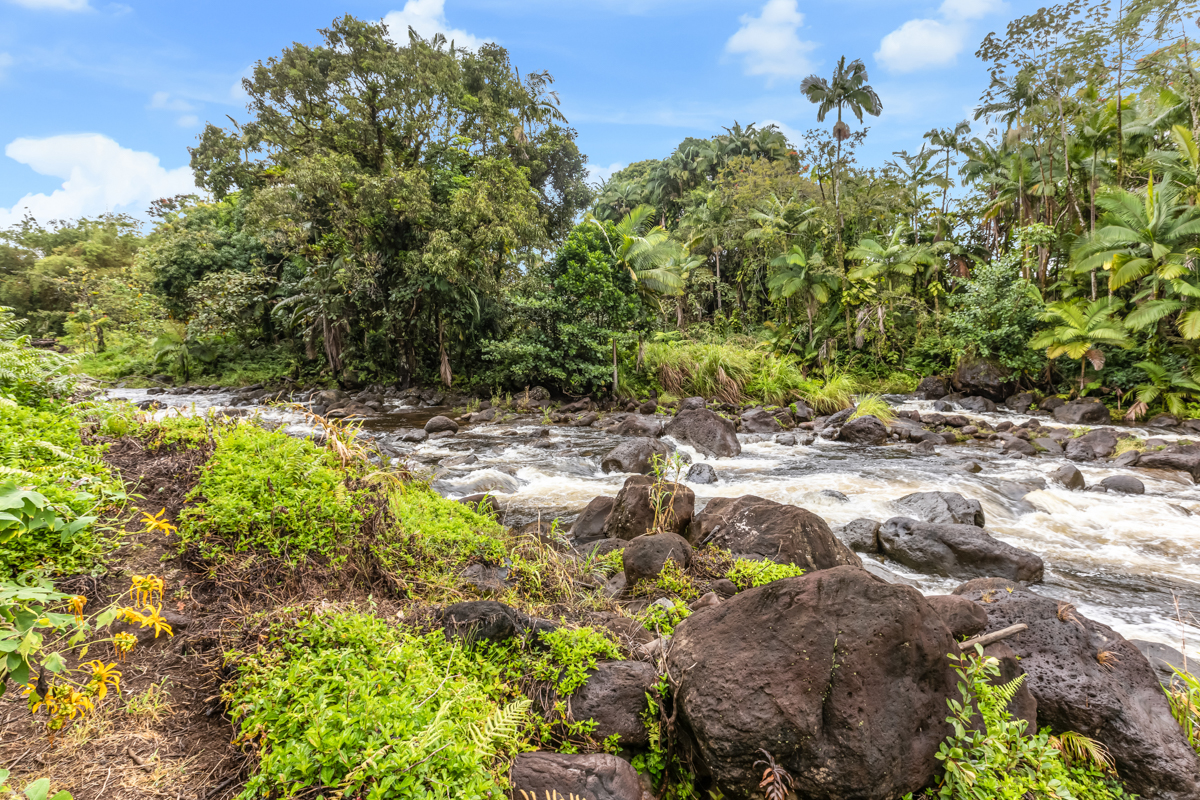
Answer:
640 598 691 636
377 486 509 584
725 558 805 590
177 423 369 564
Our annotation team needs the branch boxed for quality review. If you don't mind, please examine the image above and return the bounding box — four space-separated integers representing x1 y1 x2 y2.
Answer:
960 623 1028 650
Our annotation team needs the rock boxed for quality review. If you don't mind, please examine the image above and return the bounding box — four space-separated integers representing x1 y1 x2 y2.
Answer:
638 400 658 415
1053 400 1111 425
1033 437 1063 455
602 475 694 541
789 400 815 422
1078 428 1118 457
894 491 985 527
958 396 998 413
690 592 721 611
1138 444 1200 480
676 396 706 413
914 439 938 455
925 594 988 638
819 489 849 502
667 566 960 800
623 532 692 586
1050 464 1085 490
560 397 592 414
983 642 1039 732
685 462 717 484
739 408 782 433
1100 475 1145 494
439 454 477 467
401 429 428 443
1112 449 1141 468
1002 436 1037 456
441 601 522 643
1064 437 1097 461
1005 392 1035 413
1038 395 1066 412
837 415 888 445
837 518 881 553
1148 413 1180 428
570 496 616 544
457 493 499 515
952 357 1011 400
688 495 860 570
575 538 627 562
600 438 674 474
424 415 459 434
663 409 741 458
571 411 600 427
951 580 1200 799
608 414 664 437
459 563 513 595
878 517 1044 583
1129 639 1189 687
570 661 656 748
915 375 949 400
774 433 796 446
510 752 642 800
930 400 953 412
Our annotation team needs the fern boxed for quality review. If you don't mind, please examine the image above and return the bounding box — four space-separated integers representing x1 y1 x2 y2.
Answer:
1050 731 1115 773
469 696 531 757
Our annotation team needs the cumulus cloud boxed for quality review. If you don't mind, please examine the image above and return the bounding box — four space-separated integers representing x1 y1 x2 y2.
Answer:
149 91 193 112
383 0 489 50
8 0 90 9
0 134 195 227
875 19 966 73
586 162 625 185
176 115 199 128
724 0 817 84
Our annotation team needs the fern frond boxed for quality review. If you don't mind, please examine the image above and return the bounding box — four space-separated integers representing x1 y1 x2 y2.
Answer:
469 696 530 757
1050 731 1115 773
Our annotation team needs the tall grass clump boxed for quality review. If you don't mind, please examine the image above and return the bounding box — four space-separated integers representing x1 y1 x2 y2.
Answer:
849 394 896 424
642 340 811 405
800 371 855 414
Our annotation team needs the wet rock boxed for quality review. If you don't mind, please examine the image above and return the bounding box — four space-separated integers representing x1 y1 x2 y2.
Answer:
859 559 920 586
926 594 988 638
774 433 796 446
1138 444 1200 480
600 437 674 475
1148 413 1180 428
441 601 521 643
951 579 1200 799
879 517 1044 583
740 408 782 433
439 454 477 467
571 411 600 427
510 752 642 800
602 475 694 540
570 496 616 544
958 396 998 413
1001 436 1037 456
623 532 692 586
570 661 656 748
915 375 949 400
638 400 658 415
914 439 938 455
1038 395 1066 412
818 407 855 430
424 415 459 434
961 461 982 473
1112 449 1141 468
820 489 849 502
984 642 1039 732
894 491 985 527
1101 475 1144 494
688 495 860 570
1050 464 1085 490
930 400 954 412
1064 437 1097 461
457 493 499 515
676 397 706 413
1129 639 1189 687
1078 428 1118 457
1053 399 1111 425
837 414 888 445
607 414 664 437
560 397 592 414
837 518 881 553
667 566 960 800
400 429 428 443
685 462 718 484
1033 437 1063 455
663 409 741 458
952 357 1011 400
942 414 970 428
789 399 815 422
1005 392 1035 413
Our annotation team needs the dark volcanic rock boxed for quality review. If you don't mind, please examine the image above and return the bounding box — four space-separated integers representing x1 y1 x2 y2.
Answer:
951 580 1200 799
457 493 499 515
740 407 782 433
608 414 664 437
1129 639 1189 687
570 496 615 544
915 375 949 400
623 532 692 586
667 566 961 800
424 415 459 434
600 437 674 474
1038 395 1066 412
984 642 1039 732
602 475 693 541
570 660 656 748
894 491 985 527
836 518 882 553
1005 392 1035 413
837 414 888 445
1100 475 1145 494
676 396 706 413
663 408 741 458
1050 464 1085 490
925 594 988 638
441 601 521 643
1053 399 1111 425
510 752 642 800
1112 449 1141 468
685 462 718 484
1138 444 1200 480
688 495 860 570
952 357 1011 400
879 517 1044 583
958 396 998 413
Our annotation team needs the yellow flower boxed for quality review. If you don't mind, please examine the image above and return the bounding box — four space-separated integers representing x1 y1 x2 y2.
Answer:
123 604 173 639
129 574 165 606
114 631 137 660
84 660 121 700
69 594 87 622
140 509 177 537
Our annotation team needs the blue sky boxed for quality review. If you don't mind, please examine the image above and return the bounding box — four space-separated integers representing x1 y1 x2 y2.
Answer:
0 0 1043 227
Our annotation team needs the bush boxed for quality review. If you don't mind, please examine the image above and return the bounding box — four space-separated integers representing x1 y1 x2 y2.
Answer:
943 254 1046 379
725 558 805 590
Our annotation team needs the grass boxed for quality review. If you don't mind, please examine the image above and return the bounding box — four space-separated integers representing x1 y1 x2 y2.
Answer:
849 394 897 425
1113 438 1147 456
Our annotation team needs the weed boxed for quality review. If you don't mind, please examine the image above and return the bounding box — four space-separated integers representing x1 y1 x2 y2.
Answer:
1058 601 1085 629
725 559 805 590
640 599 691 637
125 680 174 724
754 749 795 800
849 394 896 425
1096 650 1120 671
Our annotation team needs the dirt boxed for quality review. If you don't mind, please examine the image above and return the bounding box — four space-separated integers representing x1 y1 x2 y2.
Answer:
0 436 247 800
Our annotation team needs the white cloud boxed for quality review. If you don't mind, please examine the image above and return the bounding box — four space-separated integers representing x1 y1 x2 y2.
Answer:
149 91 194 112
0 134 195 226
229 64 255 104
0 53 12 80
176 115 199 128
8 0 90 9
875 19 966 73
939 0 1007 21
383 0 488 50
724 0 817 84
586 162 625 185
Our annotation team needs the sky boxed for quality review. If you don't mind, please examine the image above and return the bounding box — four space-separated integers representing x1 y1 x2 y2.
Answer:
0 0 1048 228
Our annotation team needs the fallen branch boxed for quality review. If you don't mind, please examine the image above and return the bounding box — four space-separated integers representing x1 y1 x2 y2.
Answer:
127 747 155 773
960 623 1028 651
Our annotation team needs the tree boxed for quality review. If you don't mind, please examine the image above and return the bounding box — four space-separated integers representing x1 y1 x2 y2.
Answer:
590 205 686 302
1130 359 1200 417
1029 298 1132 391
923 121 971 223
766 245 838 339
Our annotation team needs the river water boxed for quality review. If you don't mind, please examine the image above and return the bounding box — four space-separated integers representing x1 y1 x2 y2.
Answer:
106 388 1200 652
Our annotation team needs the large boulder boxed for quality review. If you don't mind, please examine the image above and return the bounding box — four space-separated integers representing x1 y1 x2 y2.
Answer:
1050 464 1085 490
602 475 694 541
1005 392 1035 413
570 496 615 544
1101 475 1144 494
623 532 692 586
608 414 664 438
424 415 459 434
836 518 881 553
983 642 1039 732
952 357 1011 400
894 491 985 527
687 495 860 570
915 375 949 400
740 407 783 433
1077 428 1118 457
663 409 741 458
510 752 642 800
1053 399 1111 425
666 566 961 799
569 660 656 748
1138 444 1200 480
676 396 706 414
958 396 998 414
440 600 523 643
837 415 888 445
951 580 1200 799
600 437 674 474
925 594 988 638
879 517 1044 583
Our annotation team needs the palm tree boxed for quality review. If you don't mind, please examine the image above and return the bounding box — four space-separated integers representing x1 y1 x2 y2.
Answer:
923 121 971 222
1129 360 1200 418
1029 298 1132 392
590 205 686 301
885 147 944 245
767 246 839 339
846 226 937 294
800 57 883 236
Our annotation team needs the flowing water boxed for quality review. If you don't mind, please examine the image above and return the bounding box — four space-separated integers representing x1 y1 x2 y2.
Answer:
105 388 1200 652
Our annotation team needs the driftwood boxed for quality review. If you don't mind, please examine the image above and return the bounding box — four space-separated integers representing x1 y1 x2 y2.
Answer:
960 623 1028 651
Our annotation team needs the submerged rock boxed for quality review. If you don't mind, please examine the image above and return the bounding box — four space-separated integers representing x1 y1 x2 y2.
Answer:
879 517 1044 583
